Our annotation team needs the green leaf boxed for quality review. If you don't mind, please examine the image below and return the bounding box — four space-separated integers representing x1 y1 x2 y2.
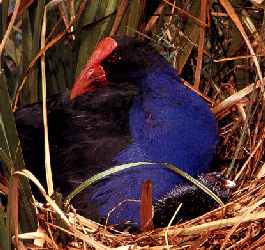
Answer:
1 0 9 40
0 207 9 250
21 9 34 104
0 70 37 233
75 0 118 77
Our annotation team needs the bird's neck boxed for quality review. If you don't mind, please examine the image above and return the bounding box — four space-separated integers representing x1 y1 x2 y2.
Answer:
137 66 181 99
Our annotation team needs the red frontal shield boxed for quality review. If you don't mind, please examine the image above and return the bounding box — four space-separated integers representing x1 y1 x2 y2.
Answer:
70 37 118 100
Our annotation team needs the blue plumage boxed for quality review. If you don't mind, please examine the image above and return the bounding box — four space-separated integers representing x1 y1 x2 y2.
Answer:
87 52 218 225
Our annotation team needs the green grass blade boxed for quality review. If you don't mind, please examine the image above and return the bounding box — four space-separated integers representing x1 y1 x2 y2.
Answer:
75 0 117 77
66 162 154 202
0 70 37 233
0 207 9 250
21 9 33 104
1 0 9 39
66 161 224 207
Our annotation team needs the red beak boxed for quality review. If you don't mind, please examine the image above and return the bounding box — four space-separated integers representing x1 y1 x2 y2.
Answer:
70 37 118 100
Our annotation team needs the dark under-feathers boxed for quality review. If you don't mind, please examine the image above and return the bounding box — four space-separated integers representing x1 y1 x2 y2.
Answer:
15 82 138 196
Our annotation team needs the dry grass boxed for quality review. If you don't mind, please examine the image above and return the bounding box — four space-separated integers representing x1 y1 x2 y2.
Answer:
11 177 265 249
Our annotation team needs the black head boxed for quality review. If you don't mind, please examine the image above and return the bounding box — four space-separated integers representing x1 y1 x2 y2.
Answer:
70 36 166 99
101 36 162 83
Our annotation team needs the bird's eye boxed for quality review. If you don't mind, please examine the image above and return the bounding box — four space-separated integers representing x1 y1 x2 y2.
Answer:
107 53 123 64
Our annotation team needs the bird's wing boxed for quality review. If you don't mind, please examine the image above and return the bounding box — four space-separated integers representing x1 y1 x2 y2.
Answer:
15 83 138 194
14 93 70 187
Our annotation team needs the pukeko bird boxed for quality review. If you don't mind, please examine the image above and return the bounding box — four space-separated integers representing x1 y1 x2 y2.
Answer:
14 36 233 229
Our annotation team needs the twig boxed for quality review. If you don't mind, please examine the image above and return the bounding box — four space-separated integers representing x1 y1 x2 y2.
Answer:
0 0 21 57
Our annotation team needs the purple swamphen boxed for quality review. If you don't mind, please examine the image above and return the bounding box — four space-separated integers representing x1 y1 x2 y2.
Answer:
14 36 233 229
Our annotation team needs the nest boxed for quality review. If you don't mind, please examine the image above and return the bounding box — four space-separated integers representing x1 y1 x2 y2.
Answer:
17 175 265 249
